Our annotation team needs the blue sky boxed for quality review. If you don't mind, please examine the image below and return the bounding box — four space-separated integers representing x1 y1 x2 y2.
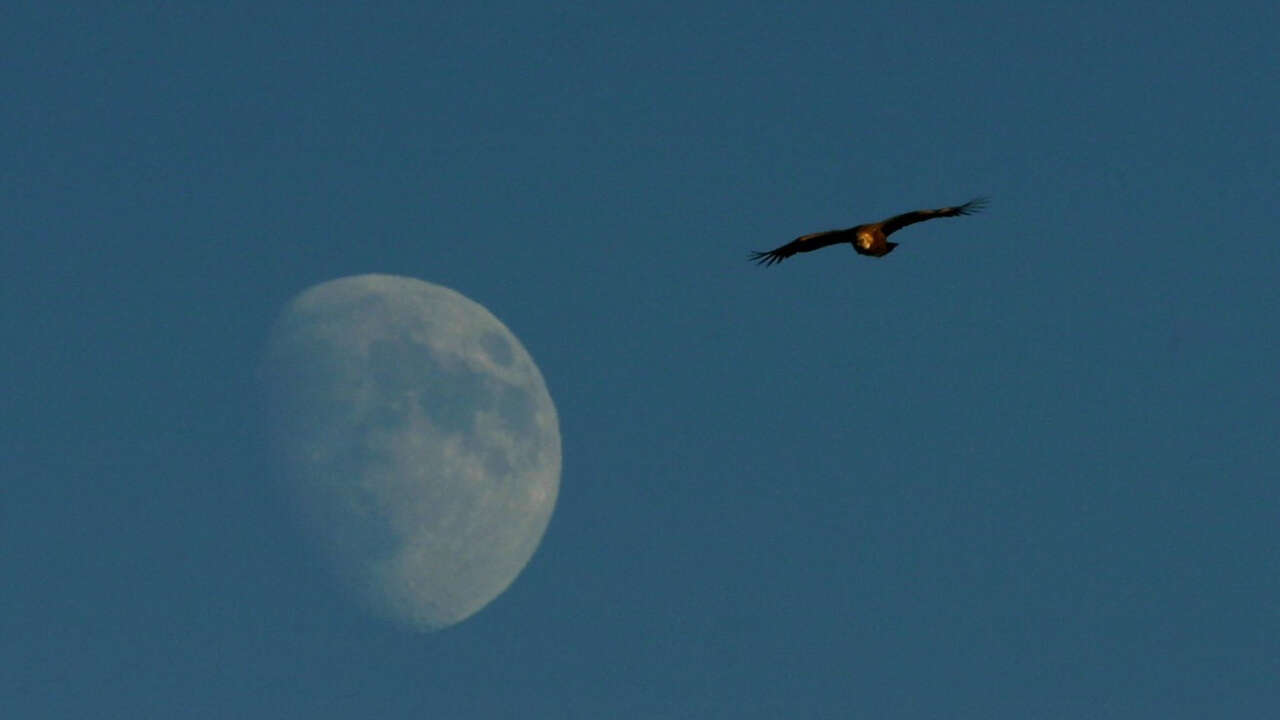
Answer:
4 1 1278 717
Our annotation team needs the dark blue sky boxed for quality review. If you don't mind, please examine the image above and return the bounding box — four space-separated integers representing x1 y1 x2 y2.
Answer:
5 1 1278 717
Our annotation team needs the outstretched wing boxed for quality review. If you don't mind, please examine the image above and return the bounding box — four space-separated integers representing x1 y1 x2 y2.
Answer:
879 197 988 237
749 228 853 266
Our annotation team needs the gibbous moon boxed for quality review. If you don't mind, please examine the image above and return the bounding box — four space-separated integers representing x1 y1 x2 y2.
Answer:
261 274 560 631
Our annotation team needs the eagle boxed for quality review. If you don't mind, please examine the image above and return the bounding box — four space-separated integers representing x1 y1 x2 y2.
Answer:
749 197 988 266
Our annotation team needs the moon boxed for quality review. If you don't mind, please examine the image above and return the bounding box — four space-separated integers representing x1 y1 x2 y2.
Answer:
261 274 560 631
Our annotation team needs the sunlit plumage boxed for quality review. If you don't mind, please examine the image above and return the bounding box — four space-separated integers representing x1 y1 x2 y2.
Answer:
749 198 988 266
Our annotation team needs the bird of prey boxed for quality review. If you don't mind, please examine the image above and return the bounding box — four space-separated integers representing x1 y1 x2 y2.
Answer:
749 197 988 266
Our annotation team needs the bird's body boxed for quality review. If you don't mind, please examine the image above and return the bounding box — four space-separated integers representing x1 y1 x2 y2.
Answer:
749 198 987 266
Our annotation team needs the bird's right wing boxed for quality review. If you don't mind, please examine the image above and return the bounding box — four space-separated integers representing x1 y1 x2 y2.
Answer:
749 229 851 266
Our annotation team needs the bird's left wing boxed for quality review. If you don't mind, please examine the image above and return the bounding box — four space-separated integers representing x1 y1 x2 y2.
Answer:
749 229 850 266
879 197 988 236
